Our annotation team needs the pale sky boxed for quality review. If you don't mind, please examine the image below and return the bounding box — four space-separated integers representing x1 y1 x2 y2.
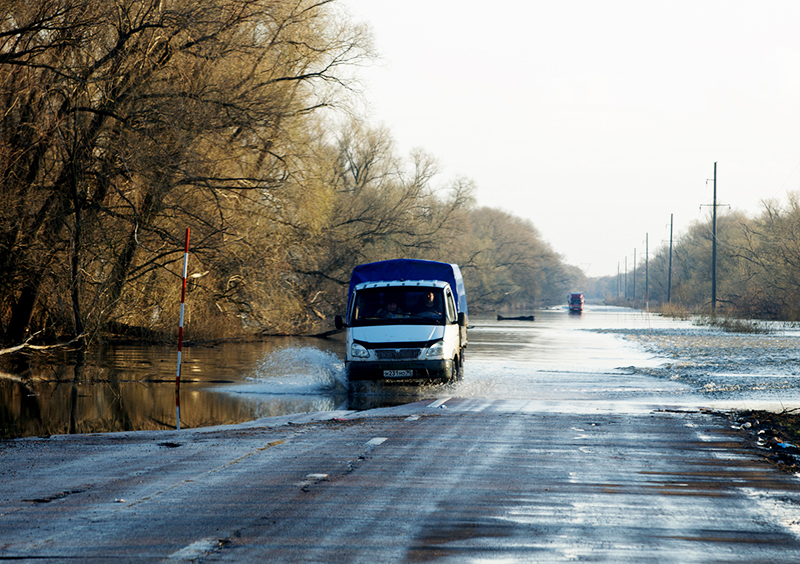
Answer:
340 1 800 278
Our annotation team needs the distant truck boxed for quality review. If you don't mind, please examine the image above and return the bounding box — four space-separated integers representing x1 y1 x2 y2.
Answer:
568 292 585 313
335 259 468 384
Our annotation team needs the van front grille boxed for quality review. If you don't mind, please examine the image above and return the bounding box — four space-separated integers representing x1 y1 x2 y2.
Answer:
375 349 420 360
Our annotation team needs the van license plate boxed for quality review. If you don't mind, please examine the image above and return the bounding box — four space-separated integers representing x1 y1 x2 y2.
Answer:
384 369 413 378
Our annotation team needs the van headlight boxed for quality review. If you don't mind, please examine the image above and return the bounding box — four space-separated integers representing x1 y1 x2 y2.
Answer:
426 340 445 359
351 343 370 358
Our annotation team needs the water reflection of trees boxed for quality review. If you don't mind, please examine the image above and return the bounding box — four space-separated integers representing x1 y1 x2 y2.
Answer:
1 341 345 439
2 374 270 439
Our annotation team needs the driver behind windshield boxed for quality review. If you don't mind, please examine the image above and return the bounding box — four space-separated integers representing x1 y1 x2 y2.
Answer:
412 290 443 318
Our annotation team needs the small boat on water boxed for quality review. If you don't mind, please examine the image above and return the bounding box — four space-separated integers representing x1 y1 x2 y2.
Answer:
497 314 535 321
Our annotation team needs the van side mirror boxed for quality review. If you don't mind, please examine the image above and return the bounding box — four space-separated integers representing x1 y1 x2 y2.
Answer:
334 315 344 330
457 312 468 327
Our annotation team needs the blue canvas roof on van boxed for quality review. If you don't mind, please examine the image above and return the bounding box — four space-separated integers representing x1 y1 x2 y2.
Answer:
348 259 468 315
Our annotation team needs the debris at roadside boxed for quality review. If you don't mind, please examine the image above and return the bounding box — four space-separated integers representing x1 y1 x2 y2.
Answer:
731 410 800 473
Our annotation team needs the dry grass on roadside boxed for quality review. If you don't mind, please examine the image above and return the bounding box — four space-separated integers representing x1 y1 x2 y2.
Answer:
656 303 693 319
694 316 773 334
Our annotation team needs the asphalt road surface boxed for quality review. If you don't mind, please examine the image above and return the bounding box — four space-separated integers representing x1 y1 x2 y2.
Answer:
3 397 800 563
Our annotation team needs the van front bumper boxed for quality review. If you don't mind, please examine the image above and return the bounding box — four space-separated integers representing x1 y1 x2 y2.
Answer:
346 360 453 381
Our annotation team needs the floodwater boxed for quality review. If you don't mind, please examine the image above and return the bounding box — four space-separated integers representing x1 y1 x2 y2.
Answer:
4 305 800 438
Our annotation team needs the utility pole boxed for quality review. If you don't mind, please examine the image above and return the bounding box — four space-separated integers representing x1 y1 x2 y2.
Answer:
624 257 628 299
645 233 649 310
701 163 729 314
668 214 673 304
633 248 636 304
711 162 717 315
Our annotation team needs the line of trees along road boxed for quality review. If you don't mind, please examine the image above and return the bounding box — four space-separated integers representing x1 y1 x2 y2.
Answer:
0 0 580 346
593 194 800 321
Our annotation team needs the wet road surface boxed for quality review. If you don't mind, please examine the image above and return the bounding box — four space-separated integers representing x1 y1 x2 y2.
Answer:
4 307 800 561
2 398 800 562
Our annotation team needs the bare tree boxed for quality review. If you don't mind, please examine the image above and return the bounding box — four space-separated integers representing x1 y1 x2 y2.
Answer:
0 0 372 343
454 207 572 311
285 120 475 319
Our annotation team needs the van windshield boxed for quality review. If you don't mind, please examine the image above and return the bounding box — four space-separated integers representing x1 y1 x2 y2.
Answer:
350 287 446 326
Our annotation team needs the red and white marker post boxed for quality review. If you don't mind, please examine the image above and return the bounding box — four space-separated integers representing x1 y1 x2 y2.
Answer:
175 228 190 430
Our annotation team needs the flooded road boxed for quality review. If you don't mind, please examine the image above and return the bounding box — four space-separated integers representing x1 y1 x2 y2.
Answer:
5 307 800 562
4 306 800 438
